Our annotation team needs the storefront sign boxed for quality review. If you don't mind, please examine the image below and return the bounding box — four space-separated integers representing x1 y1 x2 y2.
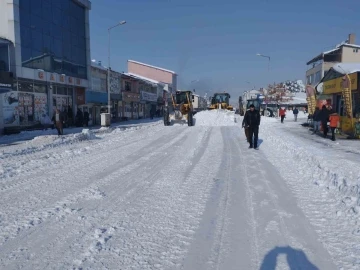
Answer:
76 88 85 105
75 78 81 86
60 74 66 83
38 71 45 80
49 73 56 82
86 90 107 104
141 91 158 102
324 73 358 94
110 72 121 94
2 91 19 126
122 92 140 103
0 71 14 94
68 77 74 85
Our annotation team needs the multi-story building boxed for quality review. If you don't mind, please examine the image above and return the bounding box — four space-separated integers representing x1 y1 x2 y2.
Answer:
127 60 177 116
0 0 91 134
306 34 360 87
122 73 161 119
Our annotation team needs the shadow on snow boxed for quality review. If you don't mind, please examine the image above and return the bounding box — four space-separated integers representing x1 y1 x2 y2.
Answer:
260 246 319 270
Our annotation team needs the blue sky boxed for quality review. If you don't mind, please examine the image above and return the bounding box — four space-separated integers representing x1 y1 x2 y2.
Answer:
90 0 360 98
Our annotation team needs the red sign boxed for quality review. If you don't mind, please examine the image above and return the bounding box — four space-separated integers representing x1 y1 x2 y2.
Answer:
76 88 85 105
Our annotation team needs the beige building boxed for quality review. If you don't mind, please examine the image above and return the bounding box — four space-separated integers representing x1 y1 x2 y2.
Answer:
306 34 360 86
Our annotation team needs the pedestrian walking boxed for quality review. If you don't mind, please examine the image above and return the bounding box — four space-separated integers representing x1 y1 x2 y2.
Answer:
312 107 321 134
279 107 286 123
244 104 261 149
293 107 299 122
329 111 340 141
52 109 64 135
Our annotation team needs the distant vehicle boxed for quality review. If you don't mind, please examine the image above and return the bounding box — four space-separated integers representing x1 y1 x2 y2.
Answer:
208 92 233 111
191 93 207 114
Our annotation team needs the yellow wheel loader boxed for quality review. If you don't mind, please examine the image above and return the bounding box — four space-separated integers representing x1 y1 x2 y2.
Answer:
208 92 233 111
164 90 194 126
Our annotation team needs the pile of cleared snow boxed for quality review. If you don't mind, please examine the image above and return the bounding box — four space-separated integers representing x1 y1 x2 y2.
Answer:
74 129 97 141
194 110 235 126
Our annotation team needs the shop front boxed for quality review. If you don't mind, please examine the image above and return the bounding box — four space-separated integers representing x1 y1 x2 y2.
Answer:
141 91 158 118
85 90 107 126
323 72 359 134
121 92 140 119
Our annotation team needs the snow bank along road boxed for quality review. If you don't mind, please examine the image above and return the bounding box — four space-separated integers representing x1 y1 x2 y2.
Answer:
0 110 355 269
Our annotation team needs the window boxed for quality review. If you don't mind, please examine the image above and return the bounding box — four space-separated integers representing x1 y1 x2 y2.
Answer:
314 71 321 84
19 0 87 78
125 81 131 91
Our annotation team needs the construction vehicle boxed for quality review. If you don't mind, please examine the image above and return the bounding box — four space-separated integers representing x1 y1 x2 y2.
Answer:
208 92 233 111
163 90 194 126
244 94 275 117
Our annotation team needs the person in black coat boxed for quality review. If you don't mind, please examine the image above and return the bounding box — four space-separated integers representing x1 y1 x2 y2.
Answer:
244 104 261 149
318 105 330 137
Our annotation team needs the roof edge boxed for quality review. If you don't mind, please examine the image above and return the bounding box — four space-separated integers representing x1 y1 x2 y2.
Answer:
128 60 176 74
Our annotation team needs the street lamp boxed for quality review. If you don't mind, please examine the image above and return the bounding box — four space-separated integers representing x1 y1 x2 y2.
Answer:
107 20 126 119
256 53 270 70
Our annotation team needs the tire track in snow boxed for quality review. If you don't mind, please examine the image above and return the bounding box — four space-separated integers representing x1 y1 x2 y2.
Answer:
238 132 261 268
210 128 232 270
42 127 219 270
0 124 167 193
0 127 190 249
0 127 211 269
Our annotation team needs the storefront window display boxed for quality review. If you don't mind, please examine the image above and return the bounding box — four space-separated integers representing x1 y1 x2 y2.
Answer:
2 80 49 127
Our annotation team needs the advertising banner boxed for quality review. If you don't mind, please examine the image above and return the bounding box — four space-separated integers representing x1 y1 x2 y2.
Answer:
2 91 19 126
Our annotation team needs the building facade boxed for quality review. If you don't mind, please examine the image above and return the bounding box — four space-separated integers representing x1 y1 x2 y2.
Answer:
317 63 360 135
0 0 91 134
128 60 177 94
306 34 360 87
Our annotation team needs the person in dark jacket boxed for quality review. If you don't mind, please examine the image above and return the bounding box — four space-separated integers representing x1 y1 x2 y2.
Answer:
244 104 261 149
293 107 299 122
319 105 330 138
83 109 89 127
76 108 83 127
67 106 73 127
312 107 321 134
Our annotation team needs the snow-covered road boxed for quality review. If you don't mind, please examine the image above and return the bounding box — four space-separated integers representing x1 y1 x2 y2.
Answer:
0 111 359 269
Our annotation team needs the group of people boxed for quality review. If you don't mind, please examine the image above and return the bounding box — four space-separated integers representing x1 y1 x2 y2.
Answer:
241 104 340 149
51 106 90 136
312 105 340 141
279 107 299 123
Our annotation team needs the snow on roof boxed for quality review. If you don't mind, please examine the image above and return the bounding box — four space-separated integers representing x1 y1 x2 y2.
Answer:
128 60 176 74
124 72 164 86
307 43 360 65
332 63 360 74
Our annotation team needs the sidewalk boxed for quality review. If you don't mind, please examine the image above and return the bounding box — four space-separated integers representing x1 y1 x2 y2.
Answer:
0 118 163 147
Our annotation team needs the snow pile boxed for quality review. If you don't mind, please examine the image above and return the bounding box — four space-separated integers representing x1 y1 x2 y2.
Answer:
74 129 97 141
260 118 360 266
194 110 236 126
